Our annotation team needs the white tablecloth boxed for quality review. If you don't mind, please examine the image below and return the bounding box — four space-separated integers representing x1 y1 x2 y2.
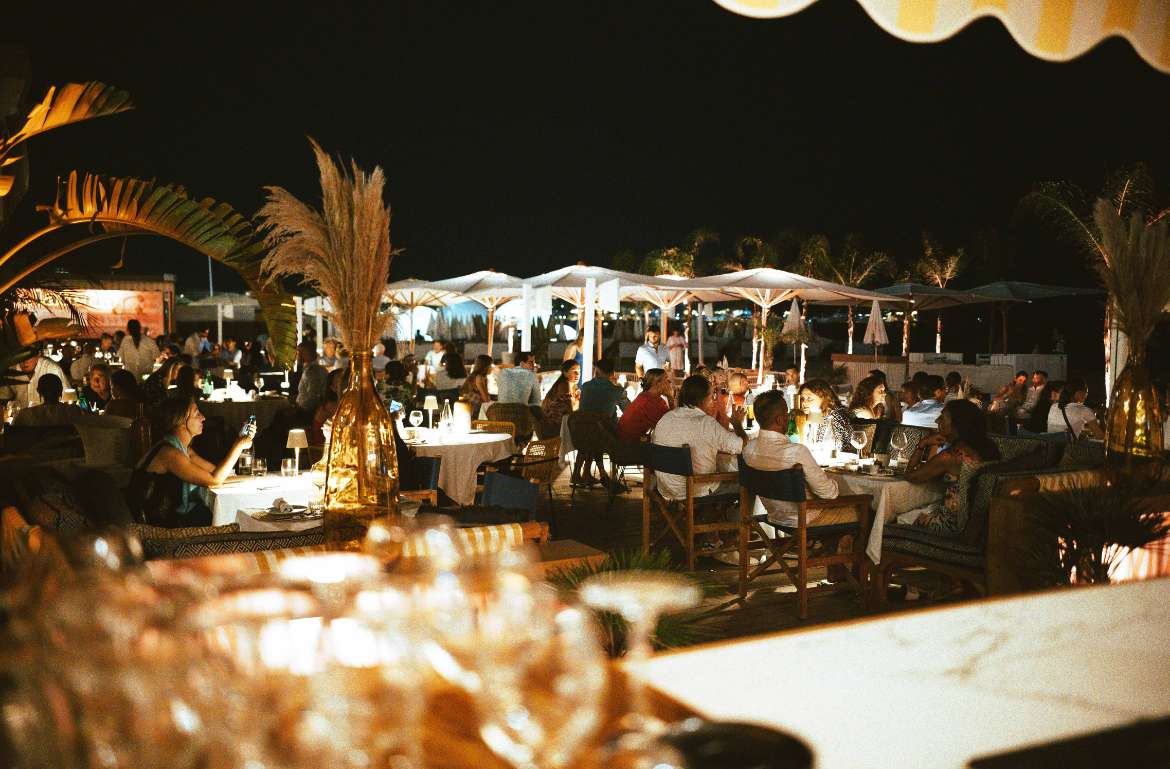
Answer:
199 397 289 434
408 429 515 506
829 470 943 564
202 473 320 526
628 579 1170 769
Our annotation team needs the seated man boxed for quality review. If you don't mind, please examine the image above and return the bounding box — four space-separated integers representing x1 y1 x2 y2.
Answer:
578 358 630 421
901 374 946 428
13 374 95 427
617 368 673 442
741 391 841 528
496 351 542 419
651 374 747 502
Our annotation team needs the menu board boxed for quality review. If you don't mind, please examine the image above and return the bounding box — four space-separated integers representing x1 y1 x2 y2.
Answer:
35 289 167 336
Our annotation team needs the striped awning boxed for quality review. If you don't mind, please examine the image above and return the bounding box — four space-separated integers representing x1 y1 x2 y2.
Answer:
713 0 1170 73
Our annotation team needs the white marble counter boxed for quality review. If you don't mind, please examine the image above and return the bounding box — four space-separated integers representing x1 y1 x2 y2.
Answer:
626 578 1170 769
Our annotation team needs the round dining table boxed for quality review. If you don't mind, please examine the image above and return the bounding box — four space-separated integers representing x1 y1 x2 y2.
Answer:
405 428 516 506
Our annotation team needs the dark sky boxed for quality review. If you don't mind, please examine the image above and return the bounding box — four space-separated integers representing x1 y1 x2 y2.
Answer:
6 0 1170 296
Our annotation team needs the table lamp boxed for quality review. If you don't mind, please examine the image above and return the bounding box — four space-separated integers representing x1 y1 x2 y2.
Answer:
286 428 309 475
423 395 439 428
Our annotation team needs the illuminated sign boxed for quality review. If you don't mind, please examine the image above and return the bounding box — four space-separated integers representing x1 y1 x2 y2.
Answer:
33 289 167 336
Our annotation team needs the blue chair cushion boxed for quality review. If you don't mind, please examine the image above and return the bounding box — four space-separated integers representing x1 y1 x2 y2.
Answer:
649 444 694 476
883 524 984 570
739 462 806 503
482 472 538 514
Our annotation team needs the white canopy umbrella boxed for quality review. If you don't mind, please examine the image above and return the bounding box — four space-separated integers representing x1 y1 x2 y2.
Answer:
427 270 525 359
185 293 260 345
863 299 889 359
384 278 459 352
669 268 906 376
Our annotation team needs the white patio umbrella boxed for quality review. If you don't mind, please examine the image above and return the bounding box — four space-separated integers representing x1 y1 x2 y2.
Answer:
669 268 904 378
427 270 524 359
863 299 889 359
185 293 259 345
384 278 459 352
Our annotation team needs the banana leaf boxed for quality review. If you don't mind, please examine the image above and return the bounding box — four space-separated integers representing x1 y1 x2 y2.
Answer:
0 82 133 163
4 172 297 364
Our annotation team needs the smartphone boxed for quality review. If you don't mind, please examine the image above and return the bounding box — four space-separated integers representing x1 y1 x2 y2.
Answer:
241 414 256 437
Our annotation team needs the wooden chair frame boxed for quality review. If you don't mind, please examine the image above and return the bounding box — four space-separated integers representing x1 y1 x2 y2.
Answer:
642 445 741 571
737 480 872 620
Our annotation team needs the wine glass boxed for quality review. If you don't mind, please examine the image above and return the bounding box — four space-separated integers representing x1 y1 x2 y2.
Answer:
409 410 423 429
579 572 700 768
850 429 869 459
473 604 607 769
889 431 909 468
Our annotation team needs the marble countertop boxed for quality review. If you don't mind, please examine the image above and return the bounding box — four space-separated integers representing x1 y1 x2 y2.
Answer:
626 578 1170 769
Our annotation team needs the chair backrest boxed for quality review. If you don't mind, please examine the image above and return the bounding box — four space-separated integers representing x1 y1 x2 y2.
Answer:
524 437 558 458
647 443 694 476
486 402 534 440
482 471 539 513
739 461 807 503
472 420 516 439
567 411 618 453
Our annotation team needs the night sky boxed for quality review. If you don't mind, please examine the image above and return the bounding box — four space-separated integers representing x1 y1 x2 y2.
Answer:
5 0 1169 364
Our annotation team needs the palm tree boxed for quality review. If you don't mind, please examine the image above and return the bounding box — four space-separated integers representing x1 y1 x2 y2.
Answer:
683 227 722 276
916 233 964 353
1021 163 1170 406
796 233 892 354
723 236 777 369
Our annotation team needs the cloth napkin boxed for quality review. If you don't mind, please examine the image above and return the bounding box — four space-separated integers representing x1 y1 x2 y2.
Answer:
271 497 294 514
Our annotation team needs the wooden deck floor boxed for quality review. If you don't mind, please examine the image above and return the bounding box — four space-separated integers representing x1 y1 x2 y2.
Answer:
542 464 957 645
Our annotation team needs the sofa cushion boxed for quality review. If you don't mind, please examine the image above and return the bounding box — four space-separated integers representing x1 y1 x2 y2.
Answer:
1059 441 1106 469
883 524 985 570
14 468 90 534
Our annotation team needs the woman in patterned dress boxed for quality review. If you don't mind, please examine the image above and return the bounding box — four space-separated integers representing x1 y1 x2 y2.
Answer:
798 379 852 451
904 399 1001 534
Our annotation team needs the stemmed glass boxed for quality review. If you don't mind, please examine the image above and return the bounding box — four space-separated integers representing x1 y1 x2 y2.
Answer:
578 571 700 768
850 429 869 460
409 410 423 430
889 432 909 468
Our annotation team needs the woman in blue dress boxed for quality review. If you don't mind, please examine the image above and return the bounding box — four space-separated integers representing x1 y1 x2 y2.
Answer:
129 395 256 527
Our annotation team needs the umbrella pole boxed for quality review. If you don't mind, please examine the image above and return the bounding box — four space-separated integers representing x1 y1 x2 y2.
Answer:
596 308 603 361
757 305 769 382
408 306 415 353
696 302 705 367
799 301 808 384
935 312 943 354
846 304 854 355
486 306 495 360
683 299 691 374
902 312 910 357
750 306 758 370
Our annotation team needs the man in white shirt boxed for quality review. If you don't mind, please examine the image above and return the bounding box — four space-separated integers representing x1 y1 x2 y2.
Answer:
742 391 844 528
1016 370 1048 419
635 329 670 378
901 374 945 428
424 340 446 373
651 374 747 501
15 354 71 408
370 342 391 372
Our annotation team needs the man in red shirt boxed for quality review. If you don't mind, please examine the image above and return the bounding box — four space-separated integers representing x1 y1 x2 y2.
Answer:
617 368 674 442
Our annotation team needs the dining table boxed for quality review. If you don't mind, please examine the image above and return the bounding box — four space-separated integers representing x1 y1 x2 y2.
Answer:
405 427 516 506
202 471 320 527
199 395 289 434
826 466 944 564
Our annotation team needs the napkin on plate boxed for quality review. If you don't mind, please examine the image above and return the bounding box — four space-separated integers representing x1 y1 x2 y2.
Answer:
271 497 294 514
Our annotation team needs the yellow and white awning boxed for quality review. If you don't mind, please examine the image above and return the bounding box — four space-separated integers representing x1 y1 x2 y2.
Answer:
713 0 1170 73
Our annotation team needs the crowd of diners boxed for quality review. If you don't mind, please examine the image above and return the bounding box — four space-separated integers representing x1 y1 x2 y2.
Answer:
3 319 1106 543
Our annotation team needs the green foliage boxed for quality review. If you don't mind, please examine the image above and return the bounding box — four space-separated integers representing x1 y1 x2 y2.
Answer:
683 227 722 275
917 232 964 288
796 232 893 288
1023 477 1170 586
1092 199 1170 344
640 246 694 277
546 549 723 657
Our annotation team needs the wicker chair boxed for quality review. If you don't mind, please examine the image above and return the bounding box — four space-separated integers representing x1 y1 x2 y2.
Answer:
513 437 561 499
472 420 516 439
486 402 535 445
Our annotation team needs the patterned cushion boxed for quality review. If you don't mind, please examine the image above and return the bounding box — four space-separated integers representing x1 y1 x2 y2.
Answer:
170 531 325 559
883 524 985 570
889 424 930 460
991 435 1055 467
17 468 90 533
1059 441 1106 469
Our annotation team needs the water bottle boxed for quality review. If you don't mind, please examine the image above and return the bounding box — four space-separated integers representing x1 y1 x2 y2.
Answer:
440 399 453 432
745 390 755 430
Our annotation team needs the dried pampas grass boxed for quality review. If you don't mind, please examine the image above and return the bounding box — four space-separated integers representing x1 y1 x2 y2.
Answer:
1092 198 1170 345
257 138 394 352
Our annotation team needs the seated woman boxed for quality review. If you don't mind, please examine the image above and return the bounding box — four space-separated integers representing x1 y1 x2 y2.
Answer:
172 364 205 400
848 374 887 419
105 368 145 419
81 363 113 411
1046 377 1104 440
903 399 1001 535
460 354 492 417
128 395 255 527
141 357 182 404
1023 380 1063 435
432 352 467 399
538 359 580 438
798 379 852 451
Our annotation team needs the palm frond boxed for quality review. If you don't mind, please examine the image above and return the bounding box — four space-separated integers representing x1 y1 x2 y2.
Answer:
8 171 298 364
1092 198 1170 344
1018 182 1107 262
257 138 395 352
916 234 963 288
639 246 694 277
1104 163 1155 218
546 549 724 656
0 82 133 166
